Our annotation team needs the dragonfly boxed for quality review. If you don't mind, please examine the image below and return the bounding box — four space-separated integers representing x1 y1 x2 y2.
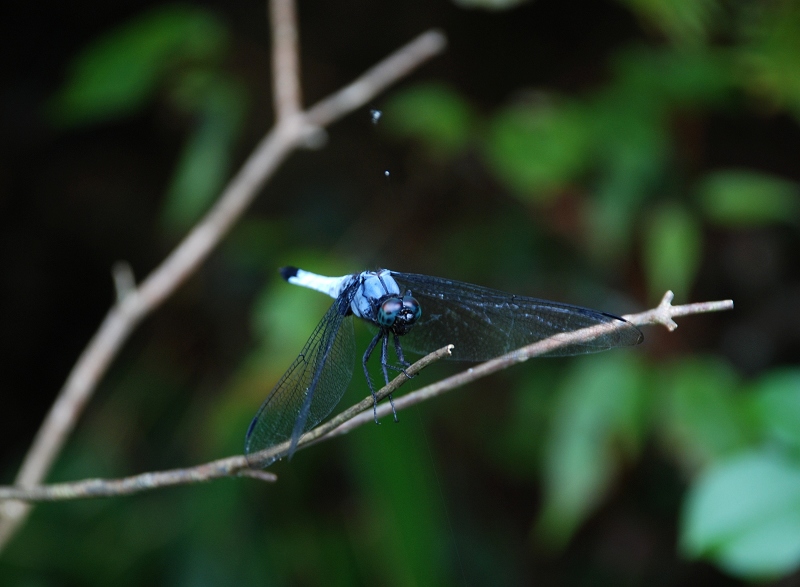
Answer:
244 266 644 467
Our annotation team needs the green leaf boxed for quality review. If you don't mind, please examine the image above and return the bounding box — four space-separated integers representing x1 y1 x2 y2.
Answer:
750 369 800 451
618 0 720 46
492 368 559 479
484 99 592 201
535 354 647 547
642 202 702 302
251 270 327 352
606 47 735 112
741 2 800 118
48 5 228 126
697 170 800 227
160 74 248 232
657 358 747 470
250 257 352 358
584 54 671 259
348 415 452 585
681 451 800 579
382 83 475 158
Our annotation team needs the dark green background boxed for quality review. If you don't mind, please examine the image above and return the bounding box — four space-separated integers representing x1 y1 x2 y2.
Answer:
3 0 800 585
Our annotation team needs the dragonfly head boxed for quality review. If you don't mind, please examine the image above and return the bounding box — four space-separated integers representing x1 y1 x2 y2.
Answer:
377 294 421 335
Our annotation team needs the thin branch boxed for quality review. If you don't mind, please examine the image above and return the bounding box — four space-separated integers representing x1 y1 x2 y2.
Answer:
0 346 452 502
243 344 454 468
631 290 734 331
317 292 735 439
270 0 302 120
0 293 731 503
0 458 273 502
305 30 446 128
0 28 447 551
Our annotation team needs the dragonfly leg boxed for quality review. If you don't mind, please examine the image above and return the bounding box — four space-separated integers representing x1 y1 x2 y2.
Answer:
381 336 410 376
363 330 383 424
380 334 391 387
379 335 399 423
393 334 414 380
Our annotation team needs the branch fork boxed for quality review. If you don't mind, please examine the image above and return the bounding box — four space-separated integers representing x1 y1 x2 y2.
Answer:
0 0 446 550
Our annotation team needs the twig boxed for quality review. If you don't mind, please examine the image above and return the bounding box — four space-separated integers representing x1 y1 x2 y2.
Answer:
243 345 454 468
0 346 452 501
0 293 731 503
317 292 735 438
304 30 446 129
0 458 273 501
270 0 302 120
0 22 447 550
631 290 733 331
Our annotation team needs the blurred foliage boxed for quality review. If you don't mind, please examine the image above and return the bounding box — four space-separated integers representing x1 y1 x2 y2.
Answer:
380 84 476 159
483 96 592 201
742 1 800 117
698 170 800 227
161 71 248 232
643 202 702 302
535 354 650 547
383 0 800 568
48 4 248 234
681 450 800 579
618 0 719 46
47 5 229 127
6 0 800 585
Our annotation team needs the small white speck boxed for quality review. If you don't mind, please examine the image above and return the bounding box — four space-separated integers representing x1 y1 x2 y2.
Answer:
370 109 382 124
384 170 390 177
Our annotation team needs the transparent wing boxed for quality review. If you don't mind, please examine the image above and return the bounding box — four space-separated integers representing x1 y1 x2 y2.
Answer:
245 292 356 468
391 272 643 361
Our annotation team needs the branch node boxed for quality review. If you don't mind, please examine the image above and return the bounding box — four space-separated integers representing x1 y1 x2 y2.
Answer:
299 124 328 149
112 261 136 303
657 290 679 331
0 500 25 518
0 25 447 542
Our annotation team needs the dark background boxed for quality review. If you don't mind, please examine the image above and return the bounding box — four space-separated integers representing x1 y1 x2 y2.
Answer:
2 0 800 585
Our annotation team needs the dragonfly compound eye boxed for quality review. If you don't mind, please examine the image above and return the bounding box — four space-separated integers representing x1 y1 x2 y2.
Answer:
403 295 421 321
388 295 421 336
378 298 404 327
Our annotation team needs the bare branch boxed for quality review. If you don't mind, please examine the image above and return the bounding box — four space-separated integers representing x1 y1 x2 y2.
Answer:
270 0 302 120
243 344 454 468
0 28 446 551
0 346 452 502
0 294 731 503
111 261 136 303
627 290 734 331
0 458 265 501
305 30 447 129
317 292 735 439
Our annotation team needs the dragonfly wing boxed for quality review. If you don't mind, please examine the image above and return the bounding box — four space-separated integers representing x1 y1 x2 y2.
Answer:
245 292 356 468
391 272 643 361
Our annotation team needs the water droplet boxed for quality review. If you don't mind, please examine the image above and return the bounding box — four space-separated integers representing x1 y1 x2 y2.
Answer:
370 109 382 124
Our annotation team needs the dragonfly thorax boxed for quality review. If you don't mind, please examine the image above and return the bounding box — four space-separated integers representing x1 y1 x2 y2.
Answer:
349 270 422 335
